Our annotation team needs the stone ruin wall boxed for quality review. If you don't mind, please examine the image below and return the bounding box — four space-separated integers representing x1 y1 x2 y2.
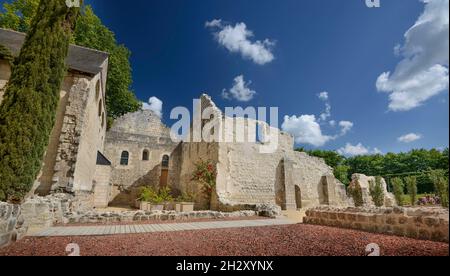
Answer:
195 94 352 211
104 110 182 206
350 174 396 207
45 72 107 200
0 56 108 204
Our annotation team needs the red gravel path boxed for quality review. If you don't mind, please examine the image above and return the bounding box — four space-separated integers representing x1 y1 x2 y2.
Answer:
1 224 448 256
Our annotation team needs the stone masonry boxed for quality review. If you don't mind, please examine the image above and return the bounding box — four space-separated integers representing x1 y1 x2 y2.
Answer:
304 206 449 242
0 28 112 208
0 202 27 248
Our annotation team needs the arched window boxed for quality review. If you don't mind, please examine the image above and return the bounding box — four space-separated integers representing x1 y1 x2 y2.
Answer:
162 155 170 168
120 151 129 166
142 150 149 161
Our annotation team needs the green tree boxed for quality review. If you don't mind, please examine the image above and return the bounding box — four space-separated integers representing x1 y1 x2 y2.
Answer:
429 170 449 208
0 0 80 202
405 176 418 206
0 1 141 122
0 0 39 33
391 177 405 206
74 6 141 120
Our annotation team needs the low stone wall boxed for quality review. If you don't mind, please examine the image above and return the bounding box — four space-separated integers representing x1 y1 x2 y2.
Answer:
0 203 27 248
20 194 74 229
61 210 258 225
303 206 449 242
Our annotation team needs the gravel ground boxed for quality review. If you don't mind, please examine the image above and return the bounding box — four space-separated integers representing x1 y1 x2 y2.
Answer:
1 224 448 256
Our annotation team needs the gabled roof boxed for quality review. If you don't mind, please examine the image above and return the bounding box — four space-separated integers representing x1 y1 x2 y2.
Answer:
0 28 108 75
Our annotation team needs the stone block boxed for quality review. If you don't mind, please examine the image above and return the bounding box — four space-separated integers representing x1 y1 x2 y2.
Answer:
0 233 12 248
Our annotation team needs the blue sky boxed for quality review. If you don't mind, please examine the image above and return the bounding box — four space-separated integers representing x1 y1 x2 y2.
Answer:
88 0 449 155
9 0 450 155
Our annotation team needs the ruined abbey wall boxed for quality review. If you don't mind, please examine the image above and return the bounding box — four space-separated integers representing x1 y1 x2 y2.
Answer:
104 110 182 205
1 28 110 206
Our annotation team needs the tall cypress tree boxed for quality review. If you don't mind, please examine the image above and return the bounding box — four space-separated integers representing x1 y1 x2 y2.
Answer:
0 0 81 202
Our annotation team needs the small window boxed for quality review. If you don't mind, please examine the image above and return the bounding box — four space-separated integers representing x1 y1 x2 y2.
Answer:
142 150 149 161
95 80 101 100
101 112 105 129
98 99 103 117
120 151 129 166
162 155 170 168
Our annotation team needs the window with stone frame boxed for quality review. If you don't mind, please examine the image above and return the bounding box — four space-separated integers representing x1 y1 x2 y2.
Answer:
142 150 149 161
162 155 170 168
120 151 129 166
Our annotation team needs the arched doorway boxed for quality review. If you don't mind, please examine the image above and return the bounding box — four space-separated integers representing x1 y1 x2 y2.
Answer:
295 185 302 210
160 155 170 187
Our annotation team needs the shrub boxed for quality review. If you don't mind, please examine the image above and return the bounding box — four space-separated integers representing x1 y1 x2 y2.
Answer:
138 186 174 204
0 0 80 202
429 170 449 208
391 177 405 206
348 180 364 207
369 176 385 207
191 160 217 209
405 176 418 206
159 186 173 202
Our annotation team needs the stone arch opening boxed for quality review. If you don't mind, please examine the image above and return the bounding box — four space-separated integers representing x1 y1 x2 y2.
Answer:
295 185 302 210
275 160 286 210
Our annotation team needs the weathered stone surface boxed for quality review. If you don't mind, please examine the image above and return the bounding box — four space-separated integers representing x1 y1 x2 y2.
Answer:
255 204 282 218
61 209 258 225
0 202 28 248
350 174 397 208
303 206 449 242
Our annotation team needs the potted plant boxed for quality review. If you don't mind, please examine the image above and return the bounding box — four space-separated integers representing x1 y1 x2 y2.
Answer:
159 186 174 211
137 186 165 211
137 187 153 211
176 191 196 212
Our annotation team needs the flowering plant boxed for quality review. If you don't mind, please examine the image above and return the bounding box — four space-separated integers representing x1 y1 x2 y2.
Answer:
191 160 217 208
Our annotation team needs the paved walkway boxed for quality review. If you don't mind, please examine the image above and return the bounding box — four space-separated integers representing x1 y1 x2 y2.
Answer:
31 218 293 237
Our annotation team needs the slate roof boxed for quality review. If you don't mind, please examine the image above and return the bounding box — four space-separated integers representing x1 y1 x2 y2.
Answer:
0 28 108 75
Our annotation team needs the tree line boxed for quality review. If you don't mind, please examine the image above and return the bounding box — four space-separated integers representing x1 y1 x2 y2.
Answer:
296 147 449 190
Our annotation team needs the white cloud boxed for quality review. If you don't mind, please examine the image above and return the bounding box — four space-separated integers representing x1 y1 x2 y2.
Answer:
376 0 449 111
282 115 333 147
206 19 275 65
281 92 354 147
205 19 222 28
337 143 381 157
318 92 331 121
339 121 354 135
222 75 256 102
142 96 163 118
318 91 329 101
398 133 423 143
